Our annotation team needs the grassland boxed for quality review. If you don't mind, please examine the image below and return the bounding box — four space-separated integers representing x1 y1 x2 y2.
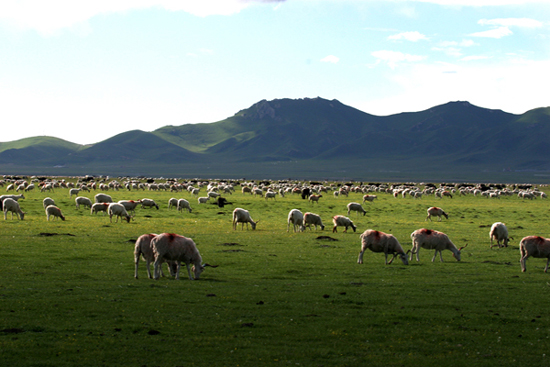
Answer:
1 180 550 367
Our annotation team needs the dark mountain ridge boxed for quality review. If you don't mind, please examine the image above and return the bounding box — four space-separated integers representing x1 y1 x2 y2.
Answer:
1 97 549 181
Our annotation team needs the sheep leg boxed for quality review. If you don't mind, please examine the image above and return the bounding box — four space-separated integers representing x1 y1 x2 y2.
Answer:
357 250 365 264
431 250 438 262
185 263 194 280
545 258 550 273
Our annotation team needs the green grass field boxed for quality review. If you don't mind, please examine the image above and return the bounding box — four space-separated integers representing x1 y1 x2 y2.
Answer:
1 181 550 367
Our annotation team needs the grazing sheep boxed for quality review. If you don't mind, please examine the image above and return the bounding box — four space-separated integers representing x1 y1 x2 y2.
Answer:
108 203 132 223
177 198 192 213
43 197 56 209
490 222 510 248
426 206 448 221
69 188 81 198
265 191 277 200
94 193 113 203
347 202 366 216
332 215 356 233
303 212 325 231
362 194 377 203
410 228 467 262
357 229 409 265
91 202 110 215
118 200 141 214
232 208 259 230
45 205 65 221
519 236 550 272
198 196 209 204
287 209 305 232
308 194 322 204
140 198 159 209
134 234 176 279
75 196 93 210
152 233 217 280
3 198 25 220
168 198 178 209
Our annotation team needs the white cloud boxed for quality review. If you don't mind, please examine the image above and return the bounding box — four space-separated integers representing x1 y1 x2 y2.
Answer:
0 0 281 35
371 50 426 69
461 55 491 61
388 31 429 42
321 55 340 64
470 26 513 38
479 18 544 28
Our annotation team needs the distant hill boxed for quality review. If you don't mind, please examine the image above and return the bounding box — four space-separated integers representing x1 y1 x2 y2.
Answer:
1 97 549 182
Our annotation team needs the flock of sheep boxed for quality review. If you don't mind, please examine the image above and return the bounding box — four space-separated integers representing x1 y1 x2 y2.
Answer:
1 177 550 277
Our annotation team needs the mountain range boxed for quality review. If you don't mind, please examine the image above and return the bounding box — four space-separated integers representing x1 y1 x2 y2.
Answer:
1 97 549 182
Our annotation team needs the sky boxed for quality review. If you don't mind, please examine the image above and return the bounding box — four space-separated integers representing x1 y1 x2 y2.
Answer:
1 0 549 145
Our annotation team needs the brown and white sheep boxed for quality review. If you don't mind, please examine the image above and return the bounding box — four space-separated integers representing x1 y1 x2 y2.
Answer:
45 205 65 221
134 233 176 279
332 215 356 233
303 212 325 231
357 229 409 265
410 228 466 262
108 203 132 223
426 206 448 221
347 202 366 216
519 236 550 272
152 233 217 280
3 198 25 220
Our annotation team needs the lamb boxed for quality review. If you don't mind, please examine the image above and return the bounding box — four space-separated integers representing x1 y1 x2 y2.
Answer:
118 200 141 214
3 198 25 220
410 228 467 262
362 194 377 203
426 206 448 221
519 236 550 272
75 196 93 210
490 222 510 248
108 202 132 223
94 193 113 203
140 198 159 209
287 209 305 232
303 212 325 231
232 208 259 230
134 234 176 279
347 202 366 216
177 198 192 213
43 197 56 209
91 202 110 215
357 229 409 265
152 232 218 280
45 205 65 221
332 215 356 233
308 194 322 204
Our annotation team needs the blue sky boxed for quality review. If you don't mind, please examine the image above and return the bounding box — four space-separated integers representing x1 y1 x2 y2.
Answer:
1 0 549 144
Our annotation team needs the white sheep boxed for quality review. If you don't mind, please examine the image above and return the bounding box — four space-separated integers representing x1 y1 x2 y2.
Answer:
118 200 141 214
490 222 510 248
108 202 132 223
75 196 92 210
347 202 366 216
91 202 110 215
303 212 325 231
3 198 25 220
426 206 448 221
198 196 209 204
168 197 178 209
152 232 217 280
332 215 356 233
45 205 65 221
287 209 305 232
308 194 322 204
134 233 176 279
232 208 259 230
265 191 277 200
94 193 113 203
357 229 409 265
140 198 159 209
519 236 550 272
69 188 81 198
177 199 192 213
410 228 467 262
362 194 377 203
43 197 56 209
